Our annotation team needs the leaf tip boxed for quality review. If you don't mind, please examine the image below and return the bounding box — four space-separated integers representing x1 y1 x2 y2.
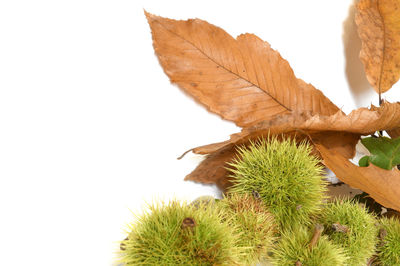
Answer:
143 9 150 17
143 9 157 23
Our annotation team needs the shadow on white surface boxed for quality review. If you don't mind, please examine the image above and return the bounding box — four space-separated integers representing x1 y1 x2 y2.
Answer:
343 0 374 108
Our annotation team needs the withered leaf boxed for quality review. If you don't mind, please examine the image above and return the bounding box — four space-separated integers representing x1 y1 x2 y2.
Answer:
193 102 400 158
184 146 236 191
185 133 324 192
188 102 400 189
145 11 339 127
243 101 400 134
146 11 400 211
187 131 355 191
316 143 400 212
388 127 400 139
355 0 400 93
194 130 359 160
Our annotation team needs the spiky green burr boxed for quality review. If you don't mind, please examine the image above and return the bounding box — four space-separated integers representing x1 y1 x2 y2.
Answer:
217 193 276 265
271 225 348 266
319 199 378 266
119 200 243 265
376 217 400 265
228 136 328 229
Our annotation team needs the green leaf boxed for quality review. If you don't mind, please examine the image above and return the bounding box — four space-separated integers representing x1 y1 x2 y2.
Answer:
358 155 370 167
360 136 400 170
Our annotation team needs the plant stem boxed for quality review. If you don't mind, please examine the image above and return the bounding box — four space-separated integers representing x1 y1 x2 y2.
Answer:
309 224 324 249
379 88 383 136
367 256 376 266
332 223 349 233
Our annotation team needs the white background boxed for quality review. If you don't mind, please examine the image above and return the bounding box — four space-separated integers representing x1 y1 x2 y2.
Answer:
1 0 399 265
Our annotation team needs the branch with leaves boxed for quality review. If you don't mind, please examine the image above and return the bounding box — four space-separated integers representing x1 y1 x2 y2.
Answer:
145 0 400 211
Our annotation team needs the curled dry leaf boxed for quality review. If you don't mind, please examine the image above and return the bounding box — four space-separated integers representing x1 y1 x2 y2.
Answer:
194 130 359 160
315 144 400 212
145 11 339 128
188 101 400 190
244 101 400 134
146 11 400 209
194 102 400 156
388 127 400 139
185 133 319 191
184 146 236 191
186 131 359 191
355 0 400 93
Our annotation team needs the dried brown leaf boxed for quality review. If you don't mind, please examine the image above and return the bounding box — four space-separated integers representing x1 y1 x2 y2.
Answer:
187 102 400 189
356 0 400 93
188 101 400 188
146 11 400 209
186 132 328 191
187 132 353 190
194 102 400 159
194 130 359 159
387 127 400 139
184 146 236 191
316 143 400 212
244 101 400 134
309 132 360 160
145 11 339 127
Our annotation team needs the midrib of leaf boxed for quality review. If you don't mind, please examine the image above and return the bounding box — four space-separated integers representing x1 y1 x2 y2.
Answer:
152 19 292 112
377 0 386 99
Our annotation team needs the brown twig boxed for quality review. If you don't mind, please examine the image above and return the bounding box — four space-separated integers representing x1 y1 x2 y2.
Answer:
378 227 388 249
378 228 388 248
177 148 193 160
367 256 377 266
309 224 324 249
379 94 383 136
379 228 387 240
332 222 349 233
